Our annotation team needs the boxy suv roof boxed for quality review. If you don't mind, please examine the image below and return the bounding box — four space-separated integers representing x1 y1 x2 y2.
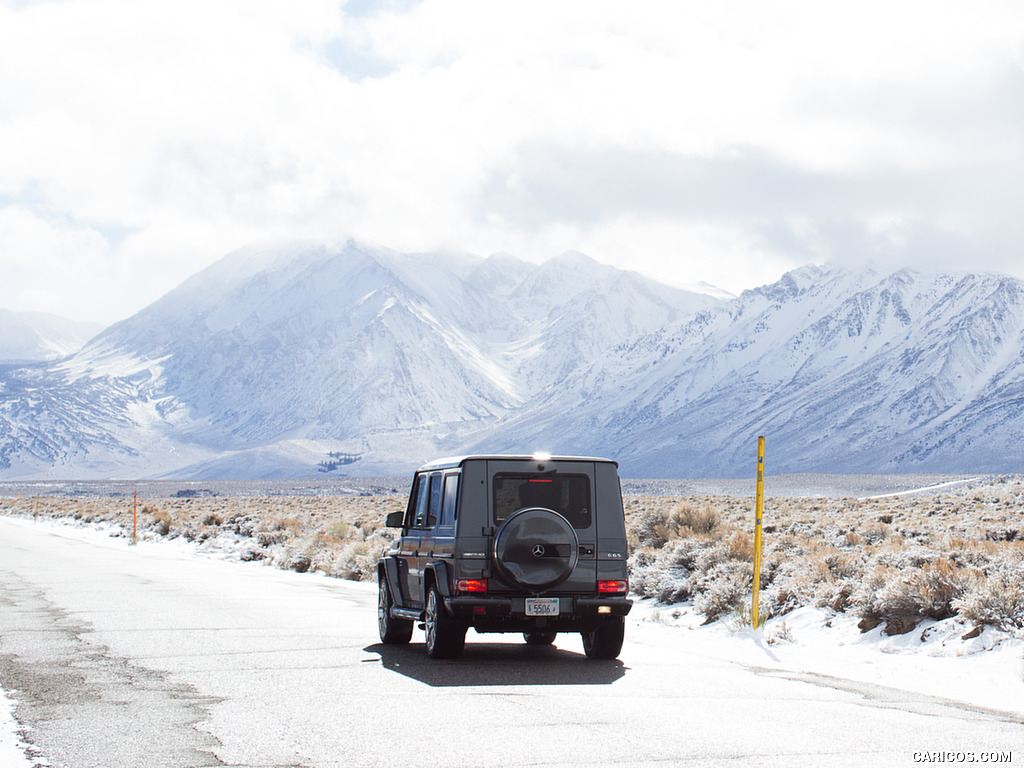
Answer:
377 454 632 659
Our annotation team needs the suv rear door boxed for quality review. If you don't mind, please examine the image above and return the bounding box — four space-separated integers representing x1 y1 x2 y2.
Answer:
485 458 598 595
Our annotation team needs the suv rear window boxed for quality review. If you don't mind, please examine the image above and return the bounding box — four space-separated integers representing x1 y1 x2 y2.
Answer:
493 473 591 529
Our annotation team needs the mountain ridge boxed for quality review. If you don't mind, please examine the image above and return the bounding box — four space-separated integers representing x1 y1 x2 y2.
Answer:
465 265 1024 476
1 242 1021 478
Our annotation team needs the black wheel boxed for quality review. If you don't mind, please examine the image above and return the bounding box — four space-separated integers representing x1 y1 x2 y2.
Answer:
424 586 466 659
582 616 625 660
378 576 412 645
493 507 579 592
523 631 557 646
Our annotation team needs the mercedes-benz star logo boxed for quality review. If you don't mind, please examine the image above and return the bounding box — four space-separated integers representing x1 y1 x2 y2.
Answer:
531 544 546 558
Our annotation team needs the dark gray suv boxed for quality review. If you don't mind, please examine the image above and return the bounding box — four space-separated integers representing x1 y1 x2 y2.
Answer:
377 454 632 659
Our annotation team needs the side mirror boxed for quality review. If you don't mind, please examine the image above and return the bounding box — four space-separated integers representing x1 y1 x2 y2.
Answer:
385 510 405 529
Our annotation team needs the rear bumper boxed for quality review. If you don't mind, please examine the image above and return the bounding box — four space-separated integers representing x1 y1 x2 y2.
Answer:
444 594 632 633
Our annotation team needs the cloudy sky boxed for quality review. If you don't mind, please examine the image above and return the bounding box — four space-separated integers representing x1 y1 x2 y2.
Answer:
3 0 1024 324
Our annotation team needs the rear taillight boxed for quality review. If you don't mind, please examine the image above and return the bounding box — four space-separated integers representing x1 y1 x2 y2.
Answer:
597 579 628 595
455 578 488 594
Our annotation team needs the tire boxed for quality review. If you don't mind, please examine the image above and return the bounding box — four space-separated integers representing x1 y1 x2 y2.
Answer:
523 631 557 646
424 586 467 659
493 507 579 592
582 616 625 660
378 576 413 645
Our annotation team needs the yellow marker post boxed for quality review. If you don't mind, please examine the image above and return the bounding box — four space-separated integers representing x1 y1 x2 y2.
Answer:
752 436 765 628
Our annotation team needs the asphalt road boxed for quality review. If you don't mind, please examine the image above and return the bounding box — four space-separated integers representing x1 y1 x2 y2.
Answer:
0 517 1021 768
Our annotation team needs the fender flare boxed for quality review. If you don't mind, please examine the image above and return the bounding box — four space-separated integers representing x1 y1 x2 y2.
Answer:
424 560 453 598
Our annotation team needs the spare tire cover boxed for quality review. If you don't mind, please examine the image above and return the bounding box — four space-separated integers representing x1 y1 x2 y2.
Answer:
493 507 579 592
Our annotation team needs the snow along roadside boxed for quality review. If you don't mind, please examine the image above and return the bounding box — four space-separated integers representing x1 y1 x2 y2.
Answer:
630 599 1024 717
0 686 35 768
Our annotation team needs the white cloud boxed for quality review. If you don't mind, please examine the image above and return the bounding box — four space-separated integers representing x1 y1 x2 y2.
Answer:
2 0 1024 322
0 206 115 321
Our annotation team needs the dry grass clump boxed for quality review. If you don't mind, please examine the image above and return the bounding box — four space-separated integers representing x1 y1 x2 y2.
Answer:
0 492 404 582
628 501 720 548
626 476 1024 633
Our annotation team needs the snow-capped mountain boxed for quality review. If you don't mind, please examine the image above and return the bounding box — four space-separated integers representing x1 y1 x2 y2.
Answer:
469 265 1024 476
0 310 103 363
0 241 715 477
1 243 1021 478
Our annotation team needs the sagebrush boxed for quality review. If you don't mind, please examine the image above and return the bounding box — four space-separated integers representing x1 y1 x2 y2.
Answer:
4 476 1023 633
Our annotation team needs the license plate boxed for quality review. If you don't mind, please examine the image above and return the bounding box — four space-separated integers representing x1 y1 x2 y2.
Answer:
525 598 559 616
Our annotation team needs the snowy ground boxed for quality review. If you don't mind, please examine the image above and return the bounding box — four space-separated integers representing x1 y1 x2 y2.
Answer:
630 601 1024 715
1 687 31 768
2 516 1022 767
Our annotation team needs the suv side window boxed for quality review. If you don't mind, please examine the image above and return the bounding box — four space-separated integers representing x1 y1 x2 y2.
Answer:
440 472 459 528
427 472 443 528
411 474 431 528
